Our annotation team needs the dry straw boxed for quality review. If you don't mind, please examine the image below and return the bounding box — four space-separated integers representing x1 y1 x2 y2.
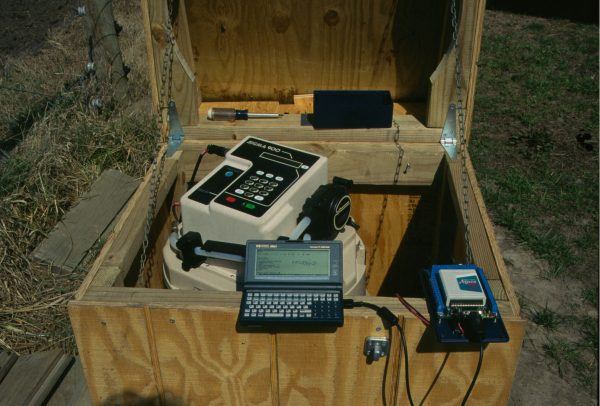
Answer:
0 1 155 354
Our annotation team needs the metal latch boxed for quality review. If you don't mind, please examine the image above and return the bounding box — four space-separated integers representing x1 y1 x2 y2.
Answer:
440 104 457 160
364 336 389 362
166 101 184 157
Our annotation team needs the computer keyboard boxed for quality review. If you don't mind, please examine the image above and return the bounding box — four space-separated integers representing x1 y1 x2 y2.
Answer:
239 290 343 325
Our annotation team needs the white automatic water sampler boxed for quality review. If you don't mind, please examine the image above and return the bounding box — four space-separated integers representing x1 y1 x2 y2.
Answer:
162 136 366 295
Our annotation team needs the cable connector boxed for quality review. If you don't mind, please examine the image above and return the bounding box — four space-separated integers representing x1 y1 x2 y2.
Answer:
343 299 399 327
377 307 399 327
187 144 230 190
206 144 229 157
464 312 484 343
343 298 357 309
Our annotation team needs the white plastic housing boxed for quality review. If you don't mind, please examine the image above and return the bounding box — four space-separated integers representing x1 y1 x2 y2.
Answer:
163 227 366 295
180 137 328 245
438 269 487 307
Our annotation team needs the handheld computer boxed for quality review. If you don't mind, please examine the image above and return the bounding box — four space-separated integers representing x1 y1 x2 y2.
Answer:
238 240 344 327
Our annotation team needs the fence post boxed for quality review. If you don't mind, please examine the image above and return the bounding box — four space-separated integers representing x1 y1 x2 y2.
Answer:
84 0 128 99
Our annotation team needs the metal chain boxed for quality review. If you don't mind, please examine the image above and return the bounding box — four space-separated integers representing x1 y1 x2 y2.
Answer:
366 121 405 287
451 0 473 264
138 0 176 287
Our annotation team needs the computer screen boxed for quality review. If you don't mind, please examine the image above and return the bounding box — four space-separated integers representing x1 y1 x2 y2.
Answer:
245 240 342 285
254 247 330 279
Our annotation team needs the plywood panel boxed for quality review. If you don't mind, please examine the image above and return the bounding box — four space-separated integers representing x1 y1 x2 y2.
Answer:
142 0 199 125
183 114 441 143
182 140 444 186
276 314 402 405
427 0 486 134
149 306 273 405
446 155 518 313
69 302 160 404
351 193 420 294
186 0 448 102
397 318 525 405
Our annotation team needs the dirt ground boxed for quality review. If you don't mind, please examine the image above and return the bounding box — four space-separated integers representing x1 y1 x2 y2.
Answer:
0 0 78 58
497 227 598 405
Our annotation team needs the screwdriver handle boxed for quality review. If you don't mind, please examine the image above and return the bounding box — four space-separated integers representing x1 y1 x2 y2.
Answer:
207 108 248 121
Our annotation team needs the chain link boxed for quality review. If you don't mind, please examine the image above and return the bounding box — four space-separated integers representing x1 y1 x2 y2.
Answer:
366 121 405 287
138 0 176 287
451 0 473 264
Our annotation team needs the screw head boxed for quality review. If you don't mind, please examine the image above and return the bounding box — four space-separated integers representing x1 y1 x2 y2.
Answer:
85 62 95 74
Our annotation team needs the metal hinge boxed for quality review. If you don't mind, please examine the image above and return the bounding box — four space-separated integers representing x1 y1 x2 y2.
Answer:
440 104 457 160
166 100 184 157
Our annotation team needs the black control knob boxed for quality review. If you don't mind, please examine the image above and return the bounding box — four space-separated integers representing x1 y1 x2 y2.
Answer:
298 177 356 240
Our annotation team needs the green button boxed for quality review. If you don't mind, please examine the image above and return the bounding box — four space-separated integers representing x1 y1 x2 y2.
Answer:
244 203 256 209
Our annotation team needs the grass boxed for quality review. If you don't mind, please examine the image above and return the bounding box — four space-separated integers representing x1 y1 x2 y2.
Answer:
531 304 561 330
582 287 598 307
471 11 598 393
471 13 598 278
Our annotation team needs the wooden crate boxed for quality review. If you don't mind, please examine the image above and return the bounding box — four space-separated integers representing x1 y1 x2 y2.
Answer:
69 0 525 404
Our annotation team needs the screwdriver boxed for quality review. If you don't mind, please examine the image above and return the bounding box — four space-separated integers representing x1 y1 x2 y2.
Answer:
207 107 283 121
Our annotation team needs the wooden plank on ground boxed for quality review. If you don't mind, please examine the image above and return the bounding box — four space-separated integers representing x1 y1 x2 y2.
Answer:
31 169 140 273
0 351 18 384
73 150 181 298
0 350 72 406
47 357 92 406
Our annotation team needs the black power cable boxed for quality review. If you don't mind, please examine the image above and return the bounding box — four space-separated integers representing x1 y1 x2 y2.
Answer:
395 322 414 406
187 145 229 190
461 341 484 406
343 299 415 406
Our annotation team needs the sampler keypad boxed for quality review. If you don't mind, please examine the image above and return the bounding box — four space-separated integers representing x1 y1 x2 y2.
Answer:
189 137 322 218
234 170 282 201
214 167 298 217
239 290 342 324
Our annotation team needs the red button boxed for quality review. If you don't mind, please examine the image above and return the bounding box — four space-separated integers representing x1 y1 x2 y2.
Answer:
226 196 236 203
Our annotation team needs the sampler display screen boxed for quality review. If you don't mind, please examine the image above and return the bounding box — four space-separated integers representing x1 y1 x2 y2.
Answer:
244 240 342 285
255 248 330 279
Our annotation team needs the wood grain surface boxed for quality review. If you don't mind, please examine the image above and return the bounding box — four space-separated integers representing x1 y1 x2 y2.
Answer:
149 306 273 405
183 114 441 143
181 140 444 186
142 0 199 125
31 169 139 273
397 318 525 405
69 302 161 405
46 358 92 406
185 0 448 102
0 350 71 406
427 0 486 134
276 314 402 405
74 150 181 294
